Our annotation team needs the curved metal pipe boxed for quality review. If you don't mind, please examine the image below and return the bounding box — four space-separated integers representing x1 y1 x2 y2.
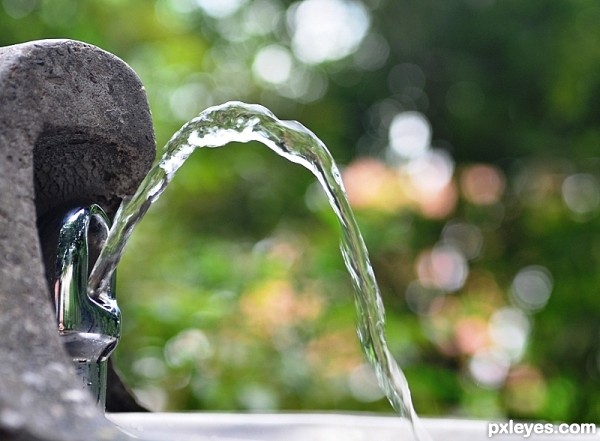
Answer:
53 204 120 408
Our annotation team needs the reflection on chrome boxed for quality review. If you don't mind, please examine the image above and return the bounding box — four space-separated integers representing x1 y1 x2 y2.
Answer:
52 204 120 409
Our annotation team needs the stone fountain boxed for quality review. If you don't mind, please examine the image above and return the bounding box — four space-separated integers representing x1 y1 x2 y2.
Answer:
0 39 596 441
0 39 153 441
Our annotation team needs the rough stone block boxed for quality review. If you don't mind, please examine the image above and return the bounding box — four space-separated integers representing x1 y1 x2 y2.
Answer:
0 39 155 441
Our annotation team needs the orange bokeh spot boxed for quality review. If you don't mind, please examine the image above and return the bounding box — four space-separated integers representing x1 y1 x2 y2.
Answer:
342 157 409 212
460 164 505 205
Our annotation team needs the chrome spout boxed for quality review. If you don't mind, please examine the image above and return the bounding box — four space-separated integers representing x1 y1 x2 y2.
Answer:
52 204 121 409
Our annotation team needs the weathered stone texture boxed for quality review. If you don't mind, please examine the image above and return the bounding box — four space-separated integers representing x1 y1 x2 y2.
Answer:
0 39 155 441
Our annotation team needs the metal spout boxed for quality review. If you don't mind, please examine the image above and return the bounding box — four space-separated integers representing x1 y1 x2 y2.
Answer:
52 204 120 409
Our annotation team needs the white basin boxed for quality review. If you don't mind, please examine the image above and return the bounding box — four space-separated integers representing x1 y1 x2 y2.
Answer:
109 413 598 441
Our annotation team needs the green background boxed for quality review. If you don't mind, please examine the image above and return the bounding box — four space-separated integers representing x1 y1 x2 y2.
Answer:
2 0 599 423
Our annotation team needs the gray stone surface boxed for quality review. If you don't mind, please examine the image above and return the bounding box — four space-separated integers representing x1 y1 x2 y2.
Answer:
0 39 155 441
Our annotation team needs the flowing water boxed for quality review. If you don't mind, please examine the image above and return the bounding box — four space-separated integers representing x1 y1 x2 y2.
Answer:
88 101 432 441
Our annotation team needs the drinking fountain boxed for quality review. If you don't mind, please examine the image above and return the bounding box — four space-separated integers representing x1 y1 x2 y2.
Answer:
0 39 596 441
0 39 154 441
48 203 120 409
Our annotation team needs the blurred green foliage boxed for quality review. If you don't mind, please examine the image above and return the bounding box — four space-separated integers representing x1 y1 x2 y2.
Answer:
2 0 600 424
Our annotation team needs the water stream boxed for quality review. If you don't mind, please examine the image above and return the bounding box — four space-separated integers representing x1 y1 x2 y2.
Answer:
88 101 432 441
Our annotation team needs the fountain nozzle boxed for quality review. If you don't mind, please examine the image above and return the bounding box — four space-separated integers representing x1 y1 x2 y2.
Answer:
52 204 121 409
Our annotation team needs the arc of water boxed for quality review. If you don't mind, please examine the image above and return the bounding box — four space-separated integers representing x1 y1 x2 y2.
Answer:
89 101 432 441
